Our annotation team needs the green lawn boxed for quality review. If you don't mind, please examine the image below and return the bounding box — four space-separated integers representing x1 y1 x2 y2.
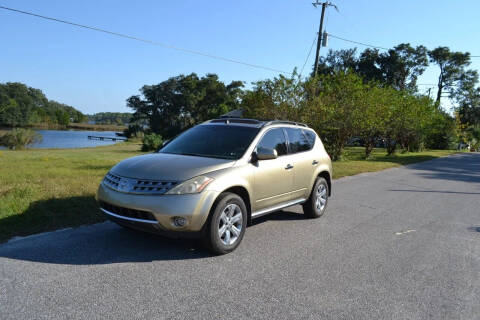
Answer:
0 143 144 242
0 144 458 242
332 147 459 179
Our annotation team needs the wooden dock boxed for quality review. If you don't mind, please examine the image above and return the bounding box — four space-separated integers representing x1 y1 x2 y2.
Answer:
87 135 127 141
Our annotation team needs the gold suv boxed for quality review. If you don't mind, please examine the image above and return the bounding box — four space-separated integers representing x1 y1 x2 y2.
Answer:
97 118 332 254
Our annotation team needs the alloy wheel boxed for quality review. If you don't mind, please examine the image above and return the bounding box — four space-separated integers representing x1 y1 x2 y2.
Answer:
315 183 327 212
218 203 243 246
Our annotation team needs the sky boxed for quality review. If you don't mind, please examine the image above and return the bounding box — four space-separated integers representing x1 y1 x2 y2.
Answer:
1 0 480 114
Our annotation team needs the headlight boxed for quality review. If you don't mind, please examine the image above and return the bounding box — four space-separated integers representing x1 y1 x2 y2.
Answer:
165 176 213 195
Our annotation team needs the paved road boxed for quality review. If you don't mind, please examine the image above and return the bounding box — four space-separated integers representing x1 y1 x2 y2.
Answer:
1 153 480 319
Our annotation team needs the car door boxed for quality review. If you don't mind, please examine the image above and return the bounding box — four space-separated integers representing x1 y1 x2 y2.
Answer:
252 128 294 211
284 127 316 200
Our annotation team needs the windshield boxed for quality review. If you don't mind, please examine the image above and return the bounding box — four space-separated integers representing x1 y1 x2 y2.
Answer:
159 124 260 160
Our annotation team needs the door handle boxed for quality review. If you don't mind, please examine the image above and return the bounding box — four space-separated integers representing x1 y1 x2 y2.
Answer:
312 160 319 165
285 164 294 170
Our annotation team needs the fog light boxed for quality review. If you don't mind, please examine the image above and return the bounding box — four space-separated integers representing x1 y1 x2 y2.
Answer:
172 217 187 227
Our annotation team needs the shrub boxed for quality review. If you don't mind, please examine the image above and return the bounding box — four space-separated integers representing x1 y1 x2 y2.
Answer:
0 128 42 150
124 124 144 139
141 133 163 151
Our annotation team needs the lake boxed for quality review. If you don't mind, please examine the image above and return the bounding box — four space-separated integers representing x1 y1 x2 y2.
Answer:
0 130 123 149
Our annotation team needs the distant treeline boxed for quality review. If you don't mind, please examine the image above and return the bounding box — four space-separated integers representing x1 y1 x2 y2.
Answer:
87 112 132 125
0 82 86 127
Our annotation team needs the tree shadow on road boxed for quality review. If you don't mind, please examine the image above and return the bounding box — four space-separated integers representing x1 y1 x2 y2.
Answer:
408 153 480 185
388 189 480 195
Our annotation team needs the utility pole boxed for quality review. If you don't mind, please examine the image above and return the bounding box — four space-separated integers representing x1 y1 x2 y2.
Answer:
312 1 337 76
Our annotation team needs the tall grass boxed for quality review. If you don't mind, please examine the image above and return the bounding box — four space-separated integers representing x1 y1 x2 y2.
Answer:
0 128 42 150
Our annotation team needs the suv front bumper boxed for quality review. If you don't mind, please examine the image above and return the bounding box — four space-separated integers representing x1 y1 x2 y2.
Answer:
96 182 220 233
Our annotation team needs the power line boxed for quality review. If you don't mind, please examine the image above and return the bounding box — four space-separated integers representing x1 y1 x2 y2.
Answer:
328 33 389 50
299 34 317 78
329 33 480 58
0 5 292 75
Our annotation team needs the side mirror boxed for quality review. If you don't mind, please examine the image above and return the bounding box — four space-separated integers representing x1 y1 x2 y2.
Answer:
255 147 278 161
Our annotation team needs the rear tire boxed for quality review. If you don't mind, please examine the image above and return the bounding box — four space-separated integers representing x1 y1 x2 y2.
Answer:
204 192 247 255
303 177 329 218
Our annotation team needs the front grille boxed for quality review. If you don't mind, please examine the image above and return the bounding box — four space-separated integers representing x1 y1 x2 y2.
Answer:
99 201 157 222
103 172 179 195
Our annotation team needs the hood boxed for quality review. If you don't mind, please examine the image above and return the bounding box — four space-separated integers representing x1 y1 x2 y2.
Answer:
110 153 236 181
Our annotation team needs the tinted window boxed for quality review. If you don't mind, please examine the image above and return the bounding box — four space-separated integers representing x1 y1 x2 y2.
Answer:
285 128 311 153
302 129 316 148
257 128 287 156
160 125 259 160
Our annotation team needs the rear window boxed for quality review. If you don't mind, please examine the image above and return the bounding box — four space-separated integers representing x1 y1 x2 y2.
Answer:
302 129 316 148
285 128 313 153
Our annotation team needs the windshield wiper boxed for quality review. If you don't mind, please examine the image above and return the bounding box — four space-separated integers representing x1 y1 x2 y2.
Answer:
160 151 235 160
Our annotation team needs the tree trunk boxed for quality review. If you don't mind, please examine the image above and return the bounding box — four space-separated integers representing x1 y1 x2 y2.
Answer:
364 137 375 158
386 136 396 155
436 71 443 105
436 84 443 105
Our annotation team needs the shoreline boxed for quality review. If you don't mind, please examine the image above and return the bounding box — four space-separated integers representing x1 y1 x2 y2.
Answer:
0 123 127 132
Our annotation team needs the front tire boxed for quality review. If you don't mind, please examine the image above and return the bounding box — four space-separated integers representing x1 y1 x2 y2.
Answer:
303 177 329 218
204 192 247 255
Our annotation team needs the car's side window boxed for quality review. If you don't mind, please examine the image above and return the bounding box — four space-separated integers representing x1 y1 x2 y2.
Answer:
257 128 287 156
285 128 311 154
302 129 316 149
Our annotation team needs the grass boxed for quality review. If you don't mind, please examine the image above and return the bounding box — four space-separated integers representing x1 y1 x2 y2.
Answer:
0 142 144 242
0 145 458 243
332 147 459 179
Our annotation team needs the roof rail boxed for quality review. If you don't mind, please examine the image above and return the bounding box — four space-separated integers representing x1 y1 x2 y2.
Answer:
263 120 309 128
207 118 309 128
209 118 262 125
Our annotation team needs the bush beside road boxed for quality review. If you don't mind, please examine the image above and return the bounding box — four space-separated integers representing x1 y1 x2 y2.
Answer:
0 143 458 243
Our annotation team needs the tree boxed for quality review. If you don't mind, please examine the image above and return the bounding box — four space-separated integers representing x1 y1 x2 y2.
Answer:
305 72 367 160
354 84 390 158
316 49 358 76
377 43 428 91
455 70 480 127
243 71 363 159
242 71 306 121
0 82 85 127
318 44 428 91
127 73 243 138
424 109 456 150
356 44 428 90
429 47 471 105
88 112 132 125
357 48 382 84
